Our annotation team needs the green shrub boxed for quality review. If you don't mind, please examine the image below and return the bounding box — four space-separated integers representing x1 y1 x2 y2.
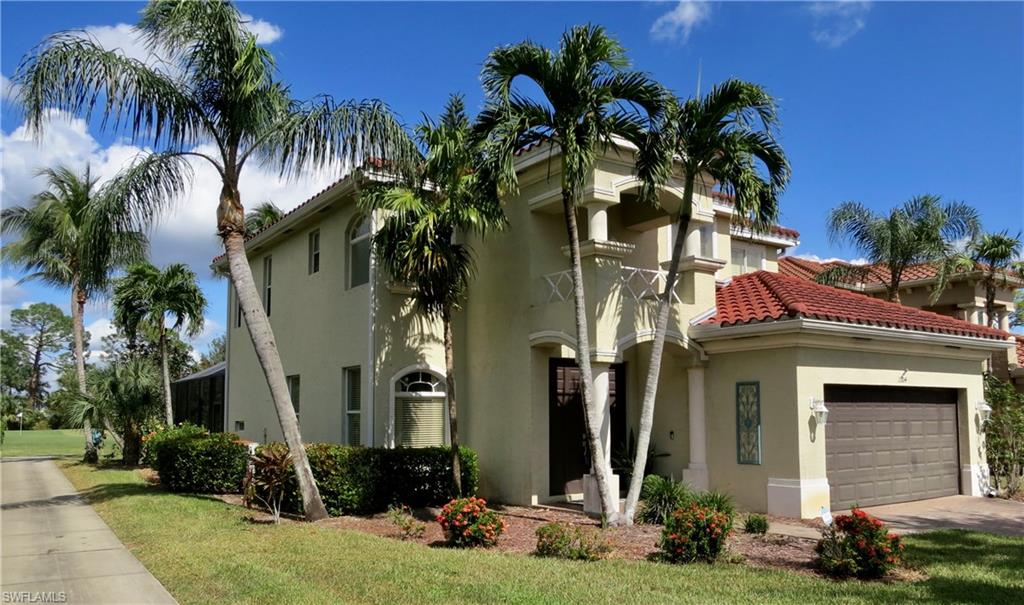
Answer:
743 513 769 535
815 508 904 579
694 490 736 521
31 418 50 430
142 422 208 468
386 505 426 540
637 475 693 524
155 432 247 493
436 496 506 547
535 522 612 561
985 375 1024 496
256 443 479 516
660 504 733 563
243 444 293 523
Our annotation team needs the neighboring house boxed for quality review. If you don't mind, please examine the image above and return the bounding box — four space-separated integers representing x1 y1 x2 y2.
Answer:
171 362 225 432
215 144 1015 518
779 256 1024 387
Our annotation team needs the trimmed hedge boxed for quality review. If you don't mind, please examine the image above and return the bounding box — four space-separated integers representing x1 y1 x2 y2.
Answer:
155 432 248 493
257 443 479 516
142 422 208 468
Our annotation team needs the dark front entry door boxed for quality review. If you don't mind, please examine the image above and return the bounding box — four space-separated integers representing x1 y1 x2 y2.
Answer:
548 359 626 496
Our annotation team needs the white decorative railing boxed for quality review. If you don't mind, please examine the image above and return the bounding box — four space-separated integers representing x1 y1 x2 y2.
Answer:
540 266 680 304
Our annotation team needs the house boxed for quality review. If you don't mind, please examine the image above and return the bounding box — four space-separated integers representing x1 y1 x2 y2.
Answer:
779 256 1024 387
216 143 1016 518
171 362 225 433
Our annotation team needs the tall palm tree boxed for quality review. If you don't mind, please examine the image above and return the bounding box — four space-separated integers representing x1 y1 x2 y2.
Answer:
476 25 667 522
2 163 182 460
245 201 285 234
15 0 417 520
818 196 980 302
935 231 1023 328
361 95 505 495
622 82 791 523
113 262 207 425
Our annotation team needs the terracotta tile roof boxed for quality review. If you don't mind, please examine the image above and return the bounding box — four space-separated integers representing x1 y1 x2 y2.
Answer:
778 256 988 286
713 191 800 241
704 270 1009 341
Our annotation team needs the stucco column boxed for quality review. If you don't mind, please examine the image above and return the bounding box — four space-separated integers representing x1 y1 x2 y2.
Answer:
684 224 702 257
999 309 1010 331
586 202 610 242
591 362 613 469
682 365 709 491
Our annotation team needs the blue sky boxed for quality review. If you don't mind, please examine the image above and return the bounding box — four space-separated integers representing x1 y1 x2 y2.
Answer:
2 1 1022 358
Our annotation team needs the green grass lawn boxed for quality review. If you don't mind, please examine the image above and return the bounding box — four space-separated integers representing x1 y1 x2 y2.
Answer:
1 428 117 458
58 461 1023 605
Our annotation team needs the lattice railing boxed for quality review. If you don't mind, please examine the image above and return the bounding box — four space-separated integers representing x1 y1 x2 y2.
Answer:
540 266 680 304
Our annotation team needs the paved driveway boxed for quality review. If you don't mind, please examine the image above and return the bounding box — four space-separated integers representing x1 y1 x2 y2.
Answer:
1 457 177 604
851 496 1024 537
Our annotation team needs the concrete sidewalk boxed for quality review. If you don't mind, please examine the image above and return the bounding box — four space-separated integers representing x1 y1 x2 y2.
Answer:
1 457 176 604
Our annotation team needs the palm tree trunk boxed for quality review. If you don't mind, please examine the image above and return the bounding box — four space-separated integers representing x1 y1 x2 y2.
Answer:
985 278 998 328
623 176 694 524
442 309 462 496
159 327 174 425
70 281 96 462
222 228 329 522
561 189 618 523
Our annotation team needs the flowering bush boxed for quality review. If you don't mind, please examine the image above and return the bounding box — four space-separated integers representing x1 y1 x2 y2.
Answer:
659 504 733 563
815 508 904 579
436 497 506 547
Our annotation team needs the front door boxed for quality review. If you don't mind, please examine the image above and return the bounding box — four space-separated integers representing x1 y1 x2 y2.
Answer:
548 359 626 496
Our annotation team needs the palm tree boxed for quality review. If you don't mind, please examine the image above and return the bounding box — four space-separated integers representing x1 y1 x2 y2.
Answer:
622 82 791 524
935 231 1024 328
15 0 417 520
245 201 285 234
73 356 162 466
476 25 667 522
113 262 207 425
818 196 980 303
361 95 505 495
2 163 181 460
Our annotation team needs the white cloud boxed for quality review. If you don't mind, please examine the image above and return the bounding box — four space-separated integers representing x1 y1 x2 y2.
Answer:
1 74 20 102
651 1 711 44
239 13 282 44
1 108 341 275
793 253 869 265
0 278 31 329
808 1 872 48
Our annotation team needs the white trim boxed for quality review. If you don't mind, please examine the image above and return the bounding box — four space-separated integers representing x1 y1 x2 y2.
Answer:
690 317 1013 352
616 329 705 360
766 477 830 518
529 330 577 350
728 224 799 249
961 464 992 497
387 363 448 448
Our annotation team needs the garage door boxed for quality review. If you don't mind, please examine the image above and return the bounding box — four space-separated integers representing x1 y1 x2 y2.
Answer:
825 386 959 510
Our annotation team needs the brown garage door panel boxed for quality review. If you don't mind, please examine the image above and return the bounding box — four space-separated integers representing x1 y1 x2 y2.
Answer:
825 393 959 510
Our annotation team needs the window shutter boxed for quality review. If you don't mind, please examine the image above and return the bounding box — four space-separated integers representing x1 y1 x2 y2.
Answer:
395 398 445 448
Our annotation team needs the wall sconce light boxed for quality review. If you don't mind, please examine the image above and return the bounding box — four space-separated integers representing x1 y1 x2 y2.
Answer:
976 401 992 424
810 397 829 427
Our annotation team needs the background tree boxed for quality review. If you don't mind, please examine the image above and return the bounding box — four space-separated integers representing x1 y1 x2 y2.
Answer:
1 330 32 399
361 95 505 495
817 195 980 302
10 303 74 409
1013 291 1024 328
622 82 790 523
102 327 197 381
113 262 206 424
2 163 179 460
72 357 162 465
245 201 285 234
197 334 226 370
16 0 417 519
477 25 666 522
935 231 1024 328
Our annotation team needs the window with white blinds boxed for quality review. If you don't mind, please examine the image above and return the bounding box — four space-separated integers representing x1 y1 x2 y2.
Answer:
344 367 361 446
394 370 446 448
730 242 765 276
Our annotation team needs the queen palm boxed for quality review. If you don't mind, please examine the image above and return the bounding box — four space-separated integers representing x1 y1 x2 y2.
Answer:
935 231 1023 328
245 201 285 234
361 95 505 495
113 262 207 425
2 163 181 460
476 25 667 522
818 196 980 303
16 0 416 519
622 82 791 524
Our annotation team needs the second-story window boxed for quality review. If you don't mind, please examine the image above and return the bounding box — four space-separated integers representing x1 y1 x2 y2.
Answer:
730 243 765 276
262 256 273 315
286 374 300 422
348 216 371 288
308 229 320 274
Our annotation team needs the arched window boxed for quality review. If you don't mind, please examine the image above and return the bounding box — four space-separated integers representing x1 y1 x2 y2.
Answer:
348 216 371 288
394 370 446 448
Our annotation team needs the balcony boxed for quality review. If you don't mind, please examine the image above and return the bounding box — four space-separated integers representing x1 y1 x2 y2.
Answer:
541 266 682 305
